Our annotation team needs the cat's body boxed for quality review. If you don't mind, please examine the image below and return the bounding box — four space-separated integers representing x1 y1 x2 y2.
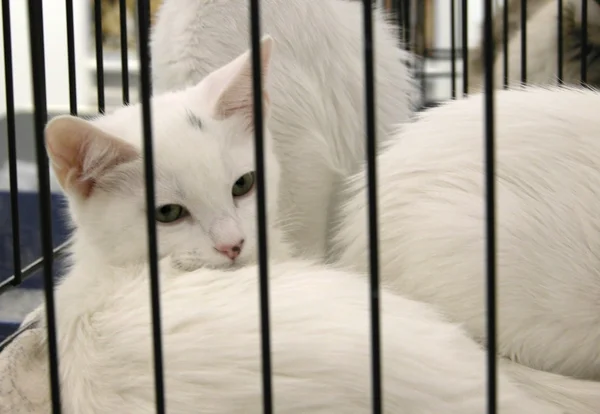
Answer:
332 86 600 384
150 0 417 261
468 0 600 90
0 258 566 414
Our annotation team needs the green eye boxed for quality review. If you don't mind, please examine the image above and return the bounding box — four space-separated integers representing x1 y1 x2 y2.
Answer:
232 171 256 197
155 204 188 223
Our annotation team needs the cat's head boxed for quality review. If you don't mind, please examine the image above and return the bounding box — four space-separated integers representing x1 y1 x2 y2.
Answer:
45 36 279 270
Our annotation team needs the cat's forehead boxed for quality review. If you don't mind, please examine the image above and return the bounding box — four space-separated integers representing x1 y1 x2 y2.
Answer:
94 93 251 154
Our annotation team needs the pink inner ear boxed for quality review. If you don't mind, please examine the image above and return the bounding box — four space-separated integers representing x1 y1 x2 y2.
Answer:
46 117 139 199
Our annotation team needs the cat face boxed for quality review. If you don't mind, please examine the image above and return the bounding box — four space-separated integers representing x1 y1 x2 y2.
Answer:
45 36 279 270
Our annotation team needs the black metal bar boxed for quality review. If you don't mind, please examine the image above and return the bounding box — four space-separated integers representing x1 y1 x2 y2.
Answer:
65 0 77 115
1 0 21 286
503 0 509 88
27 1 62 412
482 0 498 413
520 0 527 84
248 1 273 413
461 0 468 95
450 0 456 98
558 0 564 84
0 242 71 297
396 0 405 45
136 1 166 412
404 0 412 51
362 1 382 413
94 0 105 113
120 0 130 104
417 0 426 99
581 0 588 85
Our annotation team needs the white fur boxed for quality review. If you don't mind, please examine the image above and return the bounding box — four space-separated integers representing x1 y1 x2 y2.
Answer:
150 0 418 261
1 258 564 413
332 86 600 386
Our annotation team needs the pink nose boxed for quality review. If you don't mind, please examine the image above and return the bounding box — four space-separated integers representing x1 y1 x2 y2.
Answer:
215 239 244 260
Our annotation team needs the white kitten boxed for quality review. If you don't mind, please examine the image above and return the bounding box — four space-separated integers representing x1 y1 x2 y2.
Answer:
0 258 564 414
332 86 600 386
47 35 287 274
150 0 418 261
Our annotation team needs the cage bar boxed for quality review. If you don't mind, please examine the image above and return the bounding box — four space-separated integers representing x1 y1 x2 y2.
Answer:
482 0 498 413
450 0 456 98
248 1 274 413
1 0 21 286
361 1 383 413
94 0 105 113
65 0 77 115
581 0 588 85
461 0 468 95
27 1 62 412
119 0 130 104
520 0 527 84
558 0 564 83
136 0 166 412
502 0 509 89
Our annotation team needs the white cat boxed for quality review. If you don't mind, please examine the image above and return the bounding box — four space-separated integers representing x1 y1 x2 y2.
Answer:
150 0 418 261
1 260 564 413
332 86 600 386
45 35 287 275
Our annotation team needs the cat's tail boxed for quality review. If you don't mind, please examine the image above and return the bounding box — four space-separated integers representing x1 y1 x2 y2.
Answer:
501 359 600 414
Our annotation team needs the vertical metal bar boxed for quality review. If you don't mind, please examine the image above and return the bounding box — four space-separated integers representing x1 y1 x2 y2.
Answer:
396 0 405 45
558 0 564 84
27 1 62 412
136 1 166 412
461 0 469 96
94 0 105 113
451 0 457 98
581 0 588 85
404 0 412 51
483 0 498 413
362 1 382 413
520 0 527 84
503 0 509 88
119 0 130 105
248 1 273 413
417 0 426 100
2 0 21 286
65 0 77 115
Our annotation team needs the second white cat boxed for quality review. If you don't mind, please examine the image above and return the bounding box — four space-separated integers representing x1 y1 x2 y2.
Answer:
332 86 600 383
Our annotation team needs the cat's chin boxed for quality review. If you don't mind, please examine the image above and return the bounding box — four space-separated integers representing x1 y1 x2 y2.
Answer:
168 253 245 273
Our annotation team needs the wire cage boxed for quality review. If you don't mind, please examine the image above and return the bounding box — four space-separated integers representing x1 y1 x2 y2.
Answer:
0 0 596 413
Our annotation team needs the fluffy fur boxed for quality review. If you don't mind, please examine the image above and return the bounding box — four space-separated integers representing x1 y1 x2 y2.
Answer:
332 86 600 387
0 258 565 413
468 0 600 90
150 0 418 261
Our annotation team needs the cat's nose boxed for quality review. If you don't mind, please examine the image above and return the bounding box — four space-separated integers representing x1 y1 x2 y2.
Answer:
215 239 245 260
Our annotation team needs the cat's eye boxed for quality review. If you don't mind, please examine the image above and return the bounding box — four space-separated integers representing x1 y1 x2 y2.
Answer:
155 204 189 223
232 171 256 197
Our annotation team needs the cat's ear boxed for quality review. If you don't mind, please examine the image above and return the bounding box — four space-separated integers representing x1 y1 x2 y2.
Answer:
45 115 139 199
203 35 273 128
